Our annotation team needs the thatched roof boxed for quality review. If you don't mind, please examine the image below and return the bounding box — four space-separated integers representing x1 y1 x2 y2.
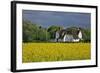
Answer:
58 27 81 39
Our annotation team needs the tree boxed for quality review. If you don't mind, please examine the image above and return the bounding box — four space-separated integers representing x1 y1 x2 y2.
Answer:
23 20 39 42
82 28 91 42
47 25 63 39
23 20 50 42
37 27 50 41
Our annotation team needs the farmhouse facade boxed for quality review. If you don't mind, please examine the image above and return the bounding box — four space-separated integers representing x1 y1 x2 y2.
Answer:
55 28 82 42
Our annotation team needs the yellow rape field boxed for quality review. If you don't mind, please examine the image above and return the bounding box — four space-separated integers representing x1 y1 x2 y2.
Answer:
22 43 91 63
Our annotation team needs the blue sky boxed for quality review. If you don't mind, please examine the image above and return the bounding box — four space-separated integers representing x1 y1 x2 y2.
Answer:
22 10 91 29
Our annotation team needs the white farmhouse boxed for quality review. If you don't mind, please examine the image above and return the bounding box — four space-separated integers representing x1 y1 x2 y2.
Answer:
55 27 83 42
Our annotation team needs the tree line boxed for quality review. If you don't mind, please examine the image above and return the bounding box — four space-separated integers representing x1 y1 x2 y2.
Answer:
23 20 91 42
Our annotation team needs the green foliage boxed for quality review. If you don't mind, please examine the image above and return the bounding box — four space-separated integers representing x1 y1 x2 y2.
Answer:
81 28 91 42
23 20 38 42
37 27 50 41
47 25 63 39
23 20 50 42
23 20 91 42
